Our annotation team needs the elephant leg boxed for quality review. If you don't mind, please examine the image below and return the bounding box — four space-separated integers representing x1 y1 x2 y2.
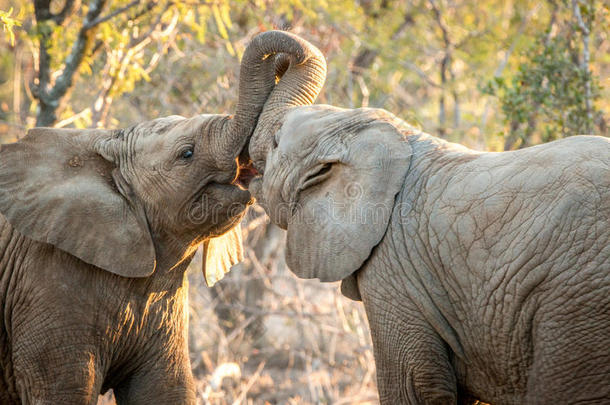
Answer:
525 303 610 404
362 297 458 404
13 348 103 405
0 383 19 405
113 353 196 405
0 365 19 404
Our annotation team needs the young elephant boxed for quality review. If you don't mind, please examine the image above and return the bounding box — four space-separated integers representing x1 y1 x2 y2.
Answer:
248 105 610 404
0 31 326 404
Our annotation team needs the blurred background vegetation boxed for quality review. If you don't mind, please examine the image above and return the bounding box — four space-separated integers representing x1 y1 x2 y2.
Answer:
0 0 608 404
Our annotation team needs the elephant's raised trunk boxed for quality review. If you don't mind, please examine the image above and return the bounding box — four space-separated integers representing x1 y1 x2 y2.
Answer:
216 31 327 172
245 32 327 172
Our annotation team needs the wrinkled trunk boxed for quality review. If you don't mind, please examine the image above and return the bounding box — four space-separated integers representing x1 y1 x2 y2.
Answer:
215 31 326 172
246 33 327 172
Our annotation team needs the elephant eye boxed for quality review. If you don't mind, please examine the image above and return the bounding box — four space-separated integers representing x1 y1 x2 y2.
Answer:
302 162 333 190
180 147 194 160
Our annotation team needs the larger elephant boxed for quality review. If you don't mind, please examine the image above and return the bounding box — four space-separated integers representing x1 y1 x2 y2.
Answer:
0 31 326 404
247 103 610 404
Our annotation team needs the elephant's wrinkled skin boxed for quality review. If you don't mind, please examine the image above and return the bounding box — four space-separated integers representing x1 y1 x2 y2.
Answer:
249 105 610 404
0 30 327 404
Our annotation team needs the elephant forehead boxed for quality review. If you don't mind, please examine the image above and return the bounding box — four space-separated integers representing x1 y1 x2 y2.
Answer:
278 107 334 152
129 116 190 155
278 106 382 156
132 115 185 136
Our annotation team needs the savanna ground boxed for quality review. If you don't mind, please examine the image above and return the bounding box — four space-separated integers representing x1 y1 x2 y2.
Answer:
1 1 608 404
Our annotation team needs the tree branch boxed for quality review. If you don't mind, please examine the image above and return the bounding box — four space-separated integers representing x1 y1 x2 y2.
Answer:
429 0 453 135
572 0 590 35
128 3 170 48
52 0 79 25
84 0 141 29
48 0 108 100
90 5 177 127
32 0 52 104
428 0 452 50
33 0 52 21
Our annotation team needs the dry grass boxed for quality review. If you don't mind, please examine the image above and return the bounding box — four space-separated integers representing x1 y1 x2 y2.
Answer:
98 206 378 404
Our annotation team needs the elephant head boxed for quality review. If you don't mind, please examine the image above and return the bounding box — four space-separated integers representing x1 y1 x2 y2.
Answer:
0 30 327 286
245 34 409 297
248 105 414 298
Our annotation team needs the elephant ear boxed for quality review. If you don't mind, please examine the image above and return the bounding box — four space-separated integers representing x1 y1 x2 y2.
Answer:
285 122 412 283
0 128 156 277
202 224 243 287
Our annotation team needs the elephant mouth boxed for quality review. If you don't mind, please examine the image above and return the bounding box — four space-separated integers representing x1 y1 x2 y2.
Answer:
233 157 259 189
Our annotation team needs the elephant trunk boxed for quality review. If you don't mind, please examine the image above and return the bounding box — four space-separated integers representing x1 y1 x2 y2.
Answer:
247 33 327 172
215 31 326 172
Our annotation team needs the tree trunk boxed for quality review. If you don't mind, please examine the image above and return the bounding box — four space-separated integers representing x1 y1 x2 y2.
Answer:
439 54 448 137
453 90 460 129
572 0 593 133
430 0 453 137
33 0 108 127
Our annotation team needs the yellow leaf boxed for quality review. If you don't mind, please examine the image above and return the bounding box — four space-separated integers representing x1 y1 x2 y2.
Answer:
220 4 232 29
1 7 21 46
79 61 92 75
225 40 235 56
212 4 228 40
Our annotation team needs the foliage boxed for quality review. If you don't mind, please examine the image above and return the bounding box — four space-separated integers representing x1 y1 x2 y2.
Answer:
483 0 606 149
484 35 602 147
0 0 607 146
0 0 257 128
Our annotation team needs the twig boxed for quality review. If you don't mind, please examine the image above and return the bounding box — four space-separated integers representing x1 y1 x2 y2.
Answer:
400 61 441 88
231 361 265 405
225 315 257 342
55 107 91 128
215 303 333 319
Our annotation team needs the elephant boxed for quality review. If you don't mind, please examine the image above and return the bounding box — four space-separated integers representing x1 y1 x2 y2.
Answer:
0 31 326 404
246 103 610 404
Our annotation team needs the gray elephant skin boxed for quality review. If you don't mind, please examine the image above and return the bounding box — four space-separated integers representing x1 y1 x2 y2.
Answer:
248 104 610 404
0 31 326 404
